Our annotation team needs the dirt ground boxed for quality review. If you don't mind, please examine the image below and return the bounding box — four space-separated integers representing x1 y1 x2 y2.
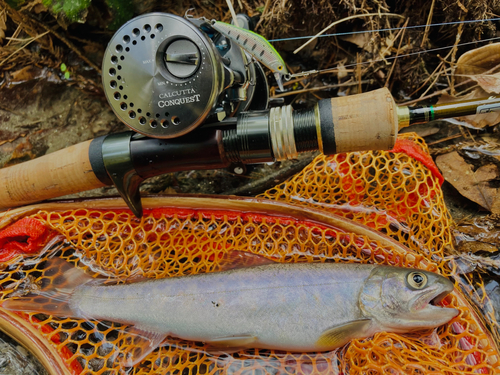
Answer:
1 0 500 372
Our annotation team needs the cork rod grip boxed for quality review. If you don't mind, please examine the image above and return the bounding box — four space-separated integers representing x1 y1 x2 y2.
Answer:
0 140 107 210
317 87 399 154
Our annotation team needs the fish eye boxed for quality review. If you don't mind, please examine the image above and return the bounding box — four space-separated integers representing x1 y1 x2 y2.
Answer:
407 272 427 289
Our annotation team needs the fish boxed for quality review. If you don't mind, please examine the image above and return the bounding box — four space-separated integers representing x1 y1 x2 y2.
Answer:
2 251 459 366
210 21 289 91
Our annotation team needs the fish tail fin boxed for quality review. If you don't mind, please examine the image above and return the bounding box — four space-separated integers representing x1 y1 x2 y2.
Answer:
2 257 93 317
2 257 168 368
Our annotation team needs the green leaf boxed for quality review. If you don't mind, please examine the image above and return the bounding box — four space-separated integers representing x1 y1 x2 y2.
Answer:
42 0 91 24
6 0 26 9
104 0 134 30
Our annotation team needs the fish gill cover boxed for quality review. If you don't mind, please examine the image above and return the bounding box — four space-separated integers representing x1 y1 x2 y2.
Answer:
0 133 498 374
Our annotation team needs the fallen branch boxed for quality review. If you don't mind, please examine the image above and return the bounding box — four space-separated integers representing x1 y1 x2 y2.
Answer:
222 154 315 196
294 12 405 54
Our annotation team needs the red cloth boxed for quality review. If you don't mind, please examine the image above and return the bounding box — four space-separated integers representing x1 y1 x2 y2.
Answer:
0 217 48 262
391 138 445 185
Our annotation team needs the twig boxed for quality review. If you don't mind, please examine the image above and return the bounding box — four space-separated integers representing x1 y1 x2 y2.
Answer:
465 127 477 145
358 21 408 79
68 35 103 49
418 64 446 99
29 18 101 73
236 0 244 12
399 62 493 105
450 14 466 95
420 0 436 48
427 133 464 146
1 0 54 53
271 80 373 98
356 54 362 93
5 25 21 47
384 19 408 87
0 31 49 67
453 83 479 97
407 52 453 98
0 104 23 116
294 13 405 54
222 155 315 196
283 69 354 87
255 0 271 31
224 0 240 27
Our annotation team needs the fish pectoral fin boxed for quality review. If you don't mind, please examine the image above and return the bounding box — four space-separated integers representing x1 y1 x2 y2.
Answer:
205 335 257 354
316 319 372 350
119 325 168 367
218 250 276 272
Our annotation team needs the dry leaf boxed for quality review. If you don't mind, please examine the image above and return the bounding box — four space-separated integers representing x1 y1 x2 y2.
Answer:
337 62 348 80
9 66 44 84
445 43 500 126
462 140 500 163
456 241 498 253
438 88 500 128
464 73 500 94
341 33 371 51
455 43 500 83
436 151 499 212
4 138 36 167
400 123 439 137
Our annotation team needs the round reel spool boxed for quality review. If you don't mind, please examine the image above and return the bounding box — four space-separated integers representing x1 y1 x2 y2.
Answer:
102 13 225 139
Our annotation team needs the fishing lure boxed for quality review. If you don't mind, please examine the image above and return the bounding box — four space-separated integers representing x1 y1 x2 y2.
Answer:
211 21 289 91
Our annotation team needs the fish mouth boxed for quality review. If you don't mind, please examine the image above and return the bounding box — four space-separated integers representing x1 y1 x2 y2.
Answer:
414 280 455 312
429 289 451 307
403 278 459 330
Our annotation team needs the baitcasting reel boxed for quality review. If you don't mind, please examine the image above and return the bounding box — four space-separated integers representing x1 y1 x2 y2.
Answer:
102 13 269 139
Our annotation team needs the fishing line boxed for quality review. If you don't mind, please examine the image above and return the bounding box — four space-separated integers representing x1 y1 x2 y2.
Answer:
305 35 500 74
268 17 500 43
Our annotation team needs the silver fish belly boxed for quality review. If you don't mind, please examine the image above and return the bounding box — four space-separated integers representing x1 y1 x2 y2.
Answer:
72 263 373 351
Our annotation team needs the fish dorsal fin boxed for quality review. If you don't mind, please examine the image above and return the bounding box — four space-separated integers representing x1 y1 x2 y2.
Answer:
218 250 276 272
117 325 168 367
2 257 95 317
205 334 258 354
316 319 372 350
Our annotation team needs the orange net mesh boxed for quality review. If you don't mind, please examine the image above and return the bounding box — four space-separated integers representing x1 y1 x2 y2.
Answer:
0 133 498 375
260 133 453 262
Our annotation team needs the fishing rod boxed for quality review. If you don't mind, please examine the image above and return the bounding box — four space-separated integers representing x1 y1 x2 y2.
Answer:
0 12 499 218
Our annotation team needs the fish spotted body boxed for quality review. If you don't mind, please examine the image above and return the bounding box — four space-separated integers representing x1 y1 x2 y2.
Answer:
3 256 458 358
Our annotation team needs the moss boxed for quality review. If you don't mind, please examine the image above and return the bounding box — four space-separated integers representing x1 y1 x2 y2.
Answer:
5 0 26 9
104 0 134 30
40 0 91 23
